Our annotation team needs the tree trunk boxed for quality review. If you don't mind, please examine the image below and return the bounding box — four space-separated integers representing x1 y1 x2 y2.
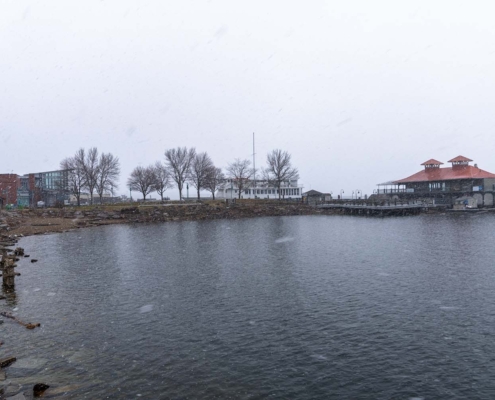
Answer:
197 188 200 200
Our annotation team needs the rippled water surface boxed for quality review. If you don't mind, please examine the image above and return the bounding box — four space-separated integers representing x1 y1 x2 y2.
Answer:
3 214 495 399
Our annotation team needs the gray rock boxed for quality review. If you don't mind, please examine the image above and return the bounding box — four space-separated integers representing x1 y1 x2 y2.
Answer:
11 358 47 369
6 392 27 400
4 384 21 395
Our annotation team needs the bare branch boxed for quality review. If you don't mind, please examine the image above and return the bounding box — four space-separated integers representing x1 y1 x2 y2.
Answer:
82 147 99 204
153 161 172 202
95 153 120 203
189 152 214 199
164 147 196 200
263 149 299 199
60 148 87 206
127 165 156 200
204 167 225 200
226 159 253 199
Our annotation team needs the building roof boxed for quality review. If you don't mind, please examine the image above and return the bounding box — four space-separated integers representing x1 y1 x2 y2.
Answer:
303 190 322 196
421 159 443 166
395 165 495 183
448 155 473 163
303 190 333 196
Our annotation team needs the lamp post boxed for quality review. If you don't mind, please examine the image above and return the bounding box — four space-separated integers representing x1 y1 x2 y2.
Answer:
340 189 344 200
355 189 361 200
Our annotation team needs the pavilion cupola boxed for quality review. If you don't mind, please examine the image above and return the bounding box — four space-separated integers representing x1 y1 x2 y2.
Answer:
448 155 473 167
421 159 443 170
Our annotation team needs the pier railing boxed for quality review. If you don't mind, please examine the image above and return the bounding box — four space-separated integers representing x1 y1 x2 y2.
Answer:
318 199 434 207
316 200 446 216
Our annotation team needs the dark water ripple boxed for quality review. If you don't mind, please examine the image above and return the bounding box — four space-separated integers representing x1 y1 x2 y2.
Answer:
2 214 495 399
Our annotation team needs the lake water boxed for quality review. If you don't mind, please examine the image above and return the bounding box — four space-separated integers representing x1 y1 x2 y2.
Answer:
2 214 495 399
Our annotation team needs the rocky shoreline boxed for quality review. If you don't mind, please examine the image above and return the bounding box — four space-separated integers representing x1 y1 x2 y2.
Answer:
0 201 329 238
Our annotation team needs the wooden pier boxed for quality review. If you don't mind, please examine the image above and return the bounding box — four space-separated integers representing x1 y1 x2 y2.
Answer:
317 202 443 216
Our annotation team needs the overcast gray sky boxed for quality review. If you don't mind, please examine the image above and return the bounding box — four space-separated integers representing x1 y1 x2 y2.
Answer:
2 0 495 198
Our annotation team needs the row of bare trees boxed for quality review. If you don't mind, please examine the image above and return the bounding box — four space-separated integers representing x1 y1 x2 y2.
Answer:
61 148 120 205
61 146 298 203
127 148 225 200
127 147 298 201
226 150 299 199
60 145 298 204
126 162 172 201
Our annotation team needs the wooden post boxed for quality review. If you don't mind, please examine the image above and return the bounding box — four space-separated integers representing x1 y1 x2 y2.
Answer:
1 249 15 289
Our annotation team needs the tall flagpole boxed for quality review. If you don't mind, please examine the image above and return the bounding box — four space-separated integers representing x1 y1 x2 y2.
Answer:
253 132 256 181
253 133 256 199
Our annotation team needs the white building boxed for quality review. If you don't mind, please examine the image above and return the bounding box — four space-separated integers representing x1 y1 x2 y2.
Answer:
216 179 303 200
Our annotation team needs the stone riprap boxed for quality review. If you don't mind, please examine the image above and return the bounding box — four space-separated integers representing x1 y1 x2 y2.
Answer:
0 202 329 237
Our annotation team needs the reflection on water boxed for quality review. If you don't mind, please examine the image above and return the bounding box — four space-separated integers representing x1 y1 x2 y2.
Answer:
2 214 495 398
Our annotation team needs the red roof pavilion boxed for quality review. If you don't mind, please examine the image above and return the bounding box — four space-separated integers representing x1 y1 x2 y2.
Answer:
394 156 495 183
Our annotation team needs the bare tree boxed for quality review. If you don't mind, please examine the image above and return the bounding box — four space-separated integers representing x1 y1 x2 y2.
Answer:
226 158 253 199
82 147 99 204
95 152 120 204
127 165 156 201
60 148 86 206
204 167 225 200
153 161 172 202
164 147 196 200
263 149 299 199
189 152 214 199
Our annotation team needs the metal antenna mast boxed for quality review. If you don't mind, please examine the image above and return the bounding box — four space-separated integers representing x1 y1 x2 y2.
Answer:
252 132 256 182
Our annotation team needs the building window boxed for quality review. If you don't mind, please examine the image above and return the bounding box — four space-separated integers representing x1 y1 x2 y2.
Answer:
429 182 442 191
